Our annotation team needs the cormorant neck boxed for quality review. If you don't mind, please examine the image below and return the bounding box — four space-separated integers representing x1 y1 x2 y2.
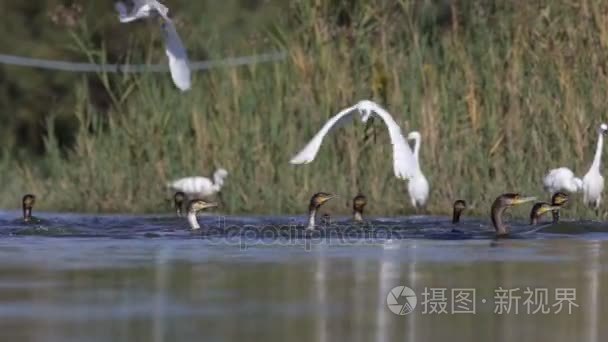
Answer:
307 208 317 229
491 201 508 236
175 201 183 217
452 210 461 224
23 205 31 222
551 210 559 223
590 132 604 173
187 211 200 229
353 211 363 222
529 214 538 225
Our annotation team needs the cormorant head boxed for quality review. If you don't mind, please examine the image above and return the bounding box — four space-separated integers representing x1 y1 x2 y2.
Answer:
174 191 186 216
551 192 569 207
530 202 561 225
187 199 218 213
491 193 537 236
452 199 467 224
352 194 367 222
353 194 367 213
309 192 335 211
22 194 36 222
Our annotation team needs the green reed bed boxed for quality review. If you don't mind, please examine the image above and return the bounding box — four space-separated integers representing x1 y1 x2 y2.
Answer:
2 0 608 219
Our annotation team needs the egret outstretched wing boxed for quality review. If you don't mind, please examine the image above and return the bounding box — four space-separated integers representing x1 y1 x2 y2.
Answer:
290 100 418 180
115 0 191 91
148 0 170 20
161 21 191 91
360 101 418 179
289 104 359 164
116 0 169 21
115 2 136 22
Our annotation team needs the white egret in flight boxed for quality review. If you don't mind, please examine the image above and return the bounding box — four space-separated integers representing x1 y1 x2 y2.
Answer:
406 131 429 210
167 168 228 199
582 123 608 212
289 100 418 180
115 0 191 91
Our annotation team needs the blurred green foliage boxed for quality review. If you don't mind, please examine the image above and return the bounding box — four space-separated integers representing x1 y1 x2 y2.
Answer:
2 0 607 222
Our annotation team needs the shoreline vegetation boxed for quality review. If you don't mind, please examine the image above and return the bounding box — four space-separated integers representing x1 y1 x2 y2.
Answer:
2 1 608 219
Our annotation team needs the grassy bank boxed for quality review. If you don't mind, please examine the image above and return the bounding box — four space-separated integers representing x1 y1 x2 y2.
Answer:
3 0 608 220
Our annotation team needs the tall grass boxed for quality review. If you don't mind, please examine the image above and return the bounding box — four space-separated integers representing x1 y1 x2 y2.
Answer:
3 0 608 219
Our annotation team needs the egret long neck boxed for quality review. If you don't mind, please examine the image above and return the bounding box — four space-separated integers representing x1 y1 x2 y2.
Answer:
214 173 225 187
409 135 423 176
412 136 421 162
187 212 200 229
590 132 604 173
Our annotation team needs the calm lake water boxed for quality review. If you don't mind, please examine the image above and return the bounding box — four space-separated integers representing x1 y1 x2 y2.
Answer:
0 210 606 341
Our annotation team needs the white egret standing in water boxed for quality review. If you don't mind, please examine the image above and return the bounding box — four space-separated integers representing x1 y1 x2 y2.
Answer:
289 100 418 180
168 168 228 199
406 131 429 210
115 0 191 91
582 123 608 212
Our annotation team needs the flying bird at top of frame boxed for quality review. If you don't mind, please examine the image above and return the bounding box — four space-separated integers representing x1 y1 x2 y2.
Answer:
115 0 191 91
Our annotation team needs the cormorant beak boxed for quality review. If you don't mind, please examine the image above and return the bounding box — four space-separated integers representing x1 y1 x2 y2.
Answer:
537 205 562 215
553 198 568 206
321 194 337 204
202 202 219 209
510 196 537 206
